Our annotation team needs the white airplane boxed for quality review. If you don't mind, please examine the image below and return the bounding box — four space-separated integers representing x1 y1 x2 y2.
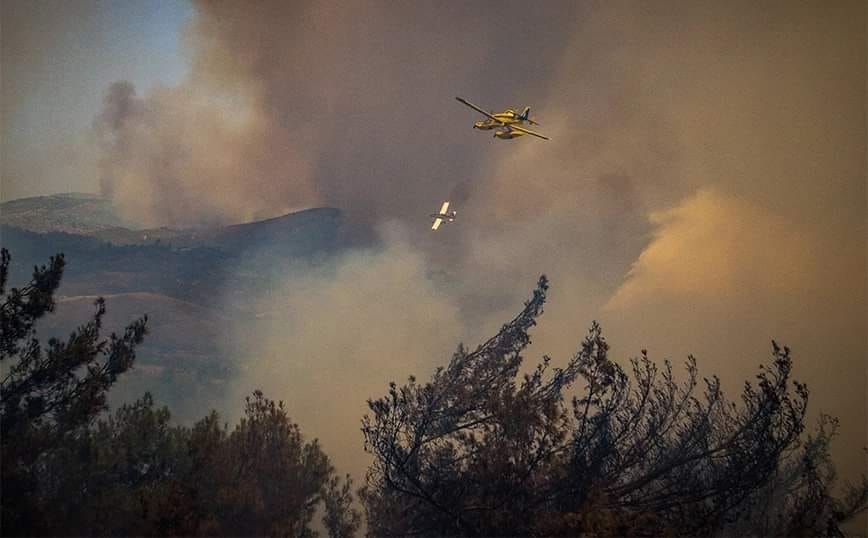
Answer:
430 201 456 230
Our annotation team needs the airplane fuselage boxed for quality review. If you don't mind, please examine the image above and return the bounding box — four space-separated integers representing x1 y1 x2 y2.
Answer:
473 110 527 130
429 211 456 221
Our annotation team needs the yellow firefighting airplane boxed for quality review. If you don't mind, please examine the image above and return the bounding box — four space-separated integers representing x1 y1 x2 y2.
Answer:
430 201 456 230
455 97 550 141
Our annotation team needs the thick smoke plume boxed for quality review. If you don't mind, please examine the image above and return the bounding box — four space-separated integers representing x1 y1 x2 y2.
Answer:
94 0 864 493
95 0 576 228
226 224 467 476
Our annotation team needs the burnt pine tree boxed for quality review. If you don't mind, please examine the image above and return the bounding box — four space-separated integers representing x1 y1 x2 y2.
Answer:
361 276 868 536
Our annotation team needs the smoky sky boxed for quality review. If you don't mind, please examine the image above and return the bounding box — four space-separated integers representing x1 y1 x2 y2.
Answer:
24 0 868 495
1 0 191 201
93 0 579 228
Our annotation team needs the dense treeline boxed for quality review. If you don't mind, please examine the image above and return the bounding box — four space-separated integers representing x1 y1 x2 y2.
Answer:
4 390 359 536
2 250 866 536
0 250 359 537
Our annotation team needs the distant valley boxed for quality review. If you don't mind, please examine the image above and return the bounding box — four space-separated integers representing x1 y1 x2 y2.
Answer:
1 193 357 421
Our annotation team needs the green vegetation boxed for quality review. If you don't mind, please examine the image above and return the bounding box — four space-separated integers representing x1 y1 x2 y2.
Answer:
2 251 865 536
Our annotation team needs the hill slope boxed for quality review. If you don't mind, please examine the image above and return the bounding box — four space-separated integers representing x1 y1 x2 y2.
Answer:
1 193 357 420
0 193 124 234
1 202 346 303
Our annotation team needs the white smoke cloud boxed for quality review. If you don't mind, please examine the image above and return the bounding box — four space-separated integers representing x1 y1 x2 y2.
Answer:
226 223 466 475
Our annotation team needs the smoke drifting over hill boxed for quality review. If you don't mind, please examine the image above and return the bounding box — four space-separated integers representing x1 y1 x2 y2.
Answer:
91 0 865 491
94 1 574 228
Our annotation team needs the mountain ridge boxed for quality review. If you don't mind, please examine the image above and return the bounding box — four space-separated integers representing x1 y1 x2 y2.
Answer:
1 193 355 421
1 193 344 252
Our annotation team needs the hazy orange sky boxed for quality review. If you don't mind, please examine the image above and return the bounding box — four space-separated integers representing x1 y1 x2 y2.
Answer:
2 0 865 491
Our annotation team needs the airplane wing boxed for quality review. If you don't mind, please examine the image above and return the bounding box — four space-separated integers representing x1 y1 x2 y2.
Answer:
455 97 503 124
439 201 450 214
508 123 550 140
431 218 443 230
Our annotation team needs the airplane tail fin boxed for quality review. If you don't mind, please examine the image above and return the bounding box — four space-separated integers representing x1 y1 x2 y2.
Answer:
521 106 541 125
